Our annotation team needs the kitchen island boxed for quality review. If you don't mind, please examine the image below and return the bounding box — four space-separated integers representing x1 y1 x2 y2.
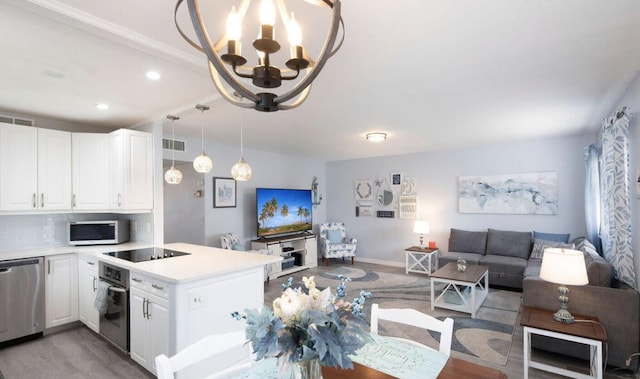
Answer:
0 242 281 376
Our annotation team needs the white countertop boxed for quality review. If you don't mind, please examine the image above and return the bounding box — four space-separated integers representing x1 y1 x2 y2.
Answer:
0 242 282 284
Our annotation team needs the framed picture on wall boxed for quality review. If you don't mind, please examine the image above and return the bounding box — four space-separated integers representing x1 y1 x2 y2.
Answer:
213 177 236 208
391 172 403 187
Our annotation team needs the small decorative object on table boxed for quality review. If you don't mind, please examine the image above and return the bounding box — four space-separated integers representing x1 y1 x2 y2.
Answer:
232 276 372 379
456 257 467 272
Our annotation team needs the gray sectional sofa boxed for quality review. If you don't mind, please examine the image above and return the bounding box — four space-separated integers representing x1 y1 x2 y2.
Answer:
439 228 640 369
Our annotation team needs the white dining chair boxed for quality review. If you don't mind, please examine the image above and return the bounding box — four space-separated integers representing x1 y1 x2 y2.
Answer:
370 303 454 356
155 331 252 379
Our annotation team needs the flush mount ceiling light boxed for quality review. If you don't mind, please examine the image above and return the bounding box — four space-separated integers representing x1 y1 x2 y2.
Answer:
231 115 252 181
366 132 387 142
164 115 183 185
95 103 109 110
193 104 213 173
146 71 162 80
174 0 344 112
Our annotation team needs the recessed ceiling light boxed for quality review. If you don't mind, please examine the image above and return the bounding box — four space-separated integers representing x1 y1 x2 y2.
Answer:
146 71 161 80
96 103 109 110
366 132 387 142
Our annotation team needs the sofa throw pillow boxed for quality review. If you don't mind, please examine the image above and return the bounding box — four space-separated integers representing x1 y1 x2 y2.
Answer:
486 229 532 259
533 231 570 243
326 230 343 244
448 228 487 254
530 238 574 260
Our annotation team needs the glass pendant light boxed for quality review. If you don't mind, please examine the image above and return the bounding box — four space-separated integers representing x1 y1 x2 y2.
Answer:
231 116 252 181
164 115 183 185
193 104 213 173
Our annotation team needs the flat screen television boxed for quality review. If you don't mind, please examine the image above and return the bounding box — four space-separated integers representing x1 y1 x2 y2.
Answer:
256 188 312 237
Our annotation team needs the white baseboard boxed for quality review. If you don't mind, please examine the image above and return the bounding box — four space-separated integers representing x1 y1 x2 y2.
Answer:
355 257 405 268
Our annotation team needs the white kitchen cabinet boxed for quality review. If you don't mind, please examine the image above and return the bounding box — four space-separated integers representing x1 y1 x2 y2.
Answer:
78 256 99 333
0 123 71 211
109 129 153 211
45 254 79 328
129 273 170 375
72 133 109 210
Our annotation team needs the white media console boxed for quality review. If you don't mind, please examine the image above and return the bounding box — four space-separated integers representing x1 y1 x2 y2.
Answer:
251 233 318 280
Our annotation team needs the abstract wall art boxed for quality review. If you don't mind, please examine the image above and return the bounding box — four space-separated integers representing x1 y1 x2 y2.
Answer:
458 172 558 214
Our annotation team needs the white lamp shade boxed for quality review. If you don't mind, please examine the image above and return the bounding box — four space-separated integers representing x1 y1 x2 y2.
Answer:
540 248 588 286
413 220 430 234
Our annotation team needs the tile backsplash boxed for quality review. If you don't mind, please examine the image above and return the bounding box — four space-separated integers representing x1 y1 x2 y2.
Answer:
0 212 153 254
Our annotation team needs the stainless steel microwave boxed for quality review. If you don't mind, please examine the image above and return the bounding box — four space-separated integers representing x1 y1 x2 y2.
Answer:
68 220 130 245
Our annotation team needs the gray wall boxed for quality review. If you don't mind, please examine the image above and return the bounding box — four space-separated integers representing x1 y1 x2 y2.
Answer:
161 132 327 251
327 134 596 266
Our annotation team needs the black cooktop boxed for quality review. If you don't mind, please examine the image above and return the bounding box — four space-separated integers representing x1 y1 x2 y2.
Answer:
103 248 190 263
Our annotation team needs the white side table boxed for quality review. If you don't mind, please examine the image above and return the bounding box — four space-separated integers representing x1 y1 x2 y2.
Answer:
405 246 438 275
521 306 606 379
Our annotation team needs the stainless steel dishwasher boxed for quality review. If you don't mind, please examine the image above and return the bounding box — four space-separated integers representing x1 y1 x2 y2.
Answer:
0 257 45 344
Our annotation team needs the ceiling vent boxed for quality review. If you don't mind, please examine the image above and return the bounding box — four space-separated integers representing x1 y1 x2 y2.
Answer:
0 114 35 126
162 138 186 152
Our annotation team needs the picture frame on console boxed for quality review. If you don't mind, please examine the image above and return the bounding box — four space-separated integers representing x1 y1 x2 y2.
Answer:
213 177 236 208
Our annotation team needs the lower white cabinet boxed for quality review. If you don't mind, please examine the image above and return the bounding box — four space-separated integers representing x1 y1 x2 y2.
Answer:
129 273 170 375
78 256 99 333
45 254 79 328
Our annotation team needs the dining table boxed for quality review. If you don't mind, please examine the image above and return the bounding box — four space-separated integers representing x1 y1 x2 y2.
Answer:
233 333 508 379
321 357 508 379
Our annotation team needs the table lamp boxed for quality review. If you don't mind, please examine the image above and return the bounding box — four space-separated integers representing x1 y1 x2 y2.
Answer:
413 220 430 249
539 248 588 323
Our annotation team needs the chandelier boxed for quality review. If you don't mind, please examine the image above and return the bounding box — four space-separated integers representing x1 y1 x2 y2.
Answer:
175 0 344 112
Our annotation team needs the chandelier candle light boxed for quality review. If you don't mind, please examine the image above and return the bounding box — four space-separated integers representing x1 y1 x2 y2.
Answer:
193 104 213 173
539 248 588 323
174 0 344 112
164 115 183 185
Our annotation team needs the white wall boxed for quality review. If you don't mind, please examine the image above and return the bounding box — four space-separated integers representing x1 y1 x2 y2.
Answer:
161 132 327 251
164 161 205 245
327 134 595 266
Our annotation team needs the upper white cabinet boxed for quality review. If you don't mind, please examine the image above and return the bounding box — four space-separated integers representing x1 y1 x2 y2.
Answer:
109 129 153 211
72 133 110 211
0 123 71 211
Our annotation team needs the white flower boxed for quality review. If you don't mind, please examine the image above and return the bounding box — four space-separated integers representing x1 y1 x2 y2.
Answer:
273 288 304 323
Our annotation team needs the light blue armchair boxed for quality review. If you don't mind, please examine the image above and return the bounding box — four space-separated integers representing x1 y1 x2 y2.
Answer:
319 222 357 266
220 232 275 282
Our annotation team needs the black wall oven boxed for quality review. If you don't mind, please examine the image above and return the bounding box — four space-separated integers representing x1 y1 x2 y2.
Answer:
98 262 129 352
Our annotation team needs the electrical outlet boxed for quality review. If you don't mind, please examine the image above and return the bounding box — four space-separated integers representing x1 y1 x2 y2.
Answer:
145 222 151 232
132 221 138 232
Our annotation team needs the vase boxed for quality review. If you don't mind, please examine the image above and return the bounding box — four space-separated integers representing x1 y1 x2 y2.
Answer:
457 257 467 272
278 358 323 379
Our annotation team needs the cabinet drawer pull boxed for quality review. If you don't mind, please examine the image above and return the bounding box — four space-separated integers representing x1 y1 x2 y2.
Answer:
131 277 142 282
32 193 36 208
142 298 148 318
72 194 76 207
40 193 44 208
87 261 95 266
145 298 151 320
152 284 164 290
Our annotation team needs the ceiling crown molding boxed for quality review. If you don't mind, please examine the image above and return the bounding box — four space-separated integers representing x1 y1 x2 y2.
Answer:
13 0 204 71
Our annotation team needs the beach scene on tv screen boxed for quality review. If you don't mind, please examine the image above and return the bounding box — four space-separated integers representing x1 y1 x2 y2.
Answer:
257 189 312 236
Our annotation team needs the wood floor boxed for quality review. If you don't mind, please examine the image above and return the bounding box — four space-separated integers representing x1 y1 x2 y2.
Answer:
0 260 636 378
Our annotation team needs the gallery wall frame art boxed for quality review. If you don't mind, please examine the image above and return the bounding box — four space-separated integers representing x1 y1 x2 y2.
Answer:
458 172 558 214
213 177 236 208
355 180 373 201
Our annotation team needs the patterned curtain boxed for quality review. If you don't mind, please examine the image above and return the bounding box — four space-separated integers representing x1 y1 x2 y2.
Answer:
599 106 636 289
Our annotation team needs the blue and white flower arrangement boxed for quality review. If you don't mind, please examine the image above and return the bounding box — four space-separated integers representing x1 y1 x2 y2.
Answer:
232 275 372 371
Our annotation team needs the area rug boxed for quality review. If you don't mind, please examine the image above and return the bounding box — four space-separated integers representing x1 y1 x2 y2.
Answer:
264 265 521 366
